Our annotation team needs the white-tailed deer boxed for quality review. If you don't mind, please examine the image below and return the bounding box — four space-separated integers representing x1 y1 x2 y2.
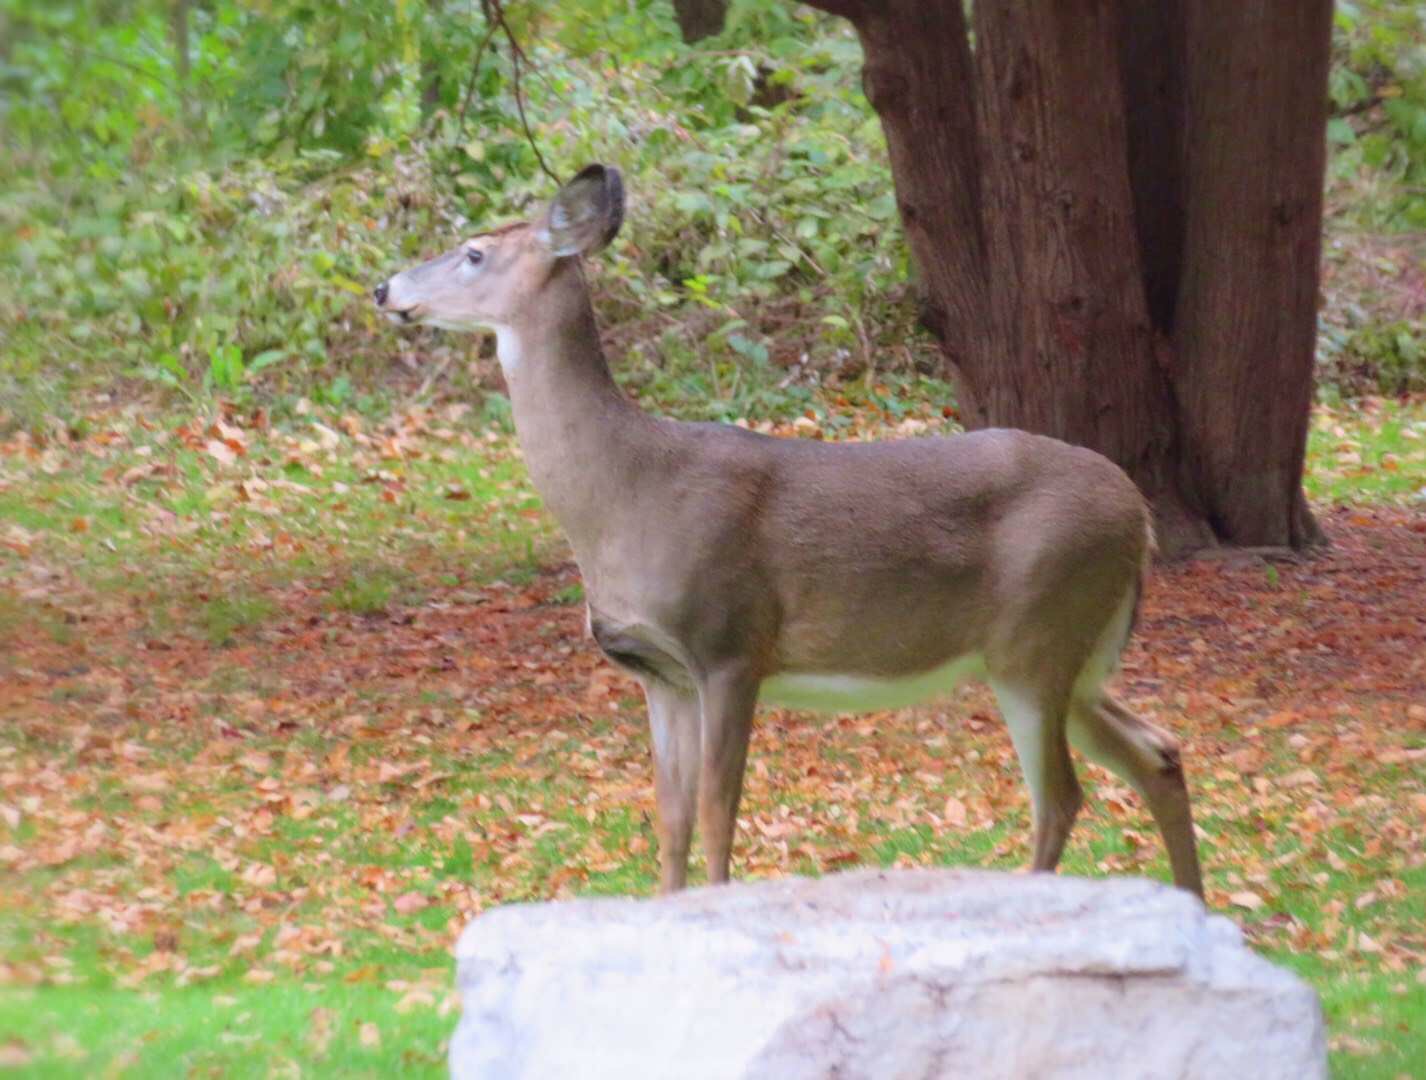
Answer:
375 165 1204 898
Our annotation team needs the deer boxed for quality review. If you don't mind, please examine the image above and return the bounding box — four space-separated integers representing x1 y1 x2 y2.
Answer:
374 164 1205 900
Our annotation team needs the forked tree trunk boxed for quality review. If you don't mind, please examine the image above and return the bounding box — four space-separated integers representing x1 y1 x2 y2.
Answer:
679 0 1334 556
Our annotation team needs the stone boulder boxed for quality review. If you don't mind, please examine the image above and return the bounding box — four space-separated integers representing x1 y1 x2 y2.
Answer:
450 869 1326 1080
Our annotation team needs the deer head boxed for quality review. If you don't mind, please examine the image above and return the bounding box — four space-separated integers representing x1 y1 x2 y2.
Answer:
372 164 624 344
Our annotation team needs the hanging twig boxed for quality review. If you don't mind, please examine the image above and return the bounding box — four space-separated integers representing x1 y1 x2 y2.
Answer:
453 2 500 145
409 351 457 405
65 43 173 90
489 0 561 185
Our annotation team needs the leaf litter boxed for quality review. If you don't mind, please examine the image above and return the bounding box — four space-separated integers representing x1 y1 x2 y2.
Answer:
0 399 1424 1073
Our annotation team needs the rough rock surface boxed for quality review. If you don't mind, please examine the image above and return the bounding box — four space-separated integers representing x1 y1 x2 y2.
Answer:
450 869 1326 1080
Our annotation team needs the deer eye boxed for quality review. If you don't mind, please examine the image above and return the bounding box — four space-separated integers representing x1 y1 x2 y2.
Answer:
466 249 484 266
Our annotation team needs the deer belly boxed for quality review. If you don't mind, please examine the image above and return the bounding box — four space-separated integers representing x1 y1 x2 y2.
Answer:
760 655 983 713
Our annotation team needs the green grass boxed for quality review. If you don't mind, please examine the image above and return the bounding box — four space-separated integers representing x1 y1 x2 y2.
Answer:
1306 396 1426 503
197 591 279 645
0 405 563 622
328 569 404 616
3 396 1425 1076
0 982 451 1078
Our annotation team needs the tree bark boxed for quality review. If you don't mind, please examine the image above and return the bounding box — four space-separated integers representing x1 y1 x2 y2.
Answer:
1171 0 1331 548
970 1 1194 541
1116 0 1186 335
672 0 732 44
171 0 192 130
852 2 985 396
805 0 1331 556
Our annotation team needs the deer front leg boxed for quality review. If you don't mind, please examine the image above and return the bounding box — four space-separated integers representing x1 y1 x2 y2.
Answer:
697 664 759 885
643 680 701 894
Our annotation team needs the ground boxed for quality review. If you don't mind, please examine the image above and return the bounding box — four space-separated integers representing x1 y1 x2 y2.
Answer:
1 394 1425 1077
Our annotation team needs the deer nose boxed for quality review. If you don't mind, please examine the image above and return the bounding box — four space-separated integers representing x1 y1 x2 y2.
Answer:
373 281 389 306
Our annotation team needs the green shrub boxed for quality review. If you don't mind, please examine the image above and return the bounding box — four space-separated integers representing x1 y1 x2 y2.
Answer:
1320 319 1426 396
1 0 1422 418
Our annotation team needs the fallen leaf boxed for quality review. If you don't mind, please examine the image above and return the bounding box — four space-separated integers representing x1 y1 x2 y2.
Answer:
942 795 968 828
394 989 436 1014
0 1040 32 1067
205 439 237 466
229 931 263 956
241 862 276 888
1279 768 1319 789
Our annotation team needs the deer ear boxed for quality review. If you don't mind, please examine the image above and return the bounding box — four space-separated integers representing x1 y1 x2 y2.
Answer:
536 164 624 257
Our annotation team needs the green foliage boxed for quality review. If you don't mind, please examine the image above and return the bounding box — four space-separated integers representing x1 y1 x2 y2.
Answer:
329 570 401 616
0 0 1422 419
1 1 925 423
198 590 277 646
1329 0 1426 228
1320 320 1426 396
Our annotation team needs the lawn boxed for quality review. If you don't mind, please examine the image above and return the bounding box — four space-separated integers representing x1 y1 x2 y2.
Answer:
2 393 1424 1077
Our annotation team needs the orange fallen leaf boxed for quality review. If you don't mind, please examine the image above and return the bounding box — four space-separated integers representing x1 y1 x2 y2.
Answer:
943 795 968 828
0 1040 32 1067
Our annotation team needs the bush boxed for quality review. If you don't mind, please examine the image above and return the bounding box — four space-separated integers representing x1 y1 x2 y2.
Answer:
1 1 933 424
2 0 1423 420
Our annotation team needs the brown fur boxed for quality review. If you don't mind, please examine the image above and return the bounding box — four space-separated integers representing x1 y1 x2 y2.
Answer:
375 167 1205 898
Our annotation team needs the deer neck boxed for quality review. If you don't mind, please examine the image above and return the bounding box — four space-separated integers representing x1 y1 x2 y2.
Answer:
498 267 654 555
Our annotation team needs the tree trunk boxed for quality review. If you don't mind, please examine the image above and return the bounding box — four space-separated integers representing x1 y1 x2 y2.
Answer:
171 0 192 130
422 0 446 115
811 0 1333 555
1171 0 1331 548
853 2 986 390
971 1 1203 546
672 0 732 44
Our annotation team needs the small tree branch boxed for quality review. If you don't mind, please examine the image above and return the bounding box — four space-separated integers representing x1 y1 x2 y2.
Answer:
65 42 173 90
453 3 499 145
1331 93 1382 118
488 0 560 185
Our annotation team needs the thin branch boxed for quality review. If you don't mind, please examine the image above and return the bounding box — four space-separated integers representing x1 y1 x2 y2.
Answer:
409 351 457 404
1330 93 1382 119
454 5 500 145
485 2 566 104
490 0 561 185
65 43 173 90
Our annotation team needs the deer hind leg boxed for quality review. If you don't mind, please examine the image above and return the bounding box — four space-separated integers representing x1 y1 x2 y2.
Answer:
990 679 1083 874
696 664 760 885
1068 692 1205 898
642 680 701 893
